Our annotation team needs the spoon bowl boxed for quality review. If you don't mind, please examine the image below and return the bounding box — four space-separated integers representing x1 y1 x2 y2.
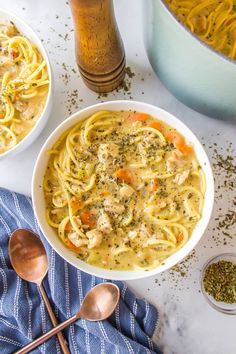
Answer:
79 283 120 321
9 229 48 284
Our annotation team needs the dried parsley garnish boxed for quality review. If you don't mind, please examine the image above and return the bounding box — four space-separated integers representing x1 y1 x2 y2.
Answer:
203 260 236 304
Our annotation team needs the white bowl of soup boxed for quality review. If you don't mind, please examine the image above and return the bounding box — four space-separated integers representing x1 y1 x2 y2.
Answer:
0 9 52 159
32 100 214 280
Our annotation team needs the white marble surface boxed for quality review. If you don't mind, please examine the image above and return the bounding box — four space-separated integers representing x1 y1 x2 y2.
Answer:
0 1 235 353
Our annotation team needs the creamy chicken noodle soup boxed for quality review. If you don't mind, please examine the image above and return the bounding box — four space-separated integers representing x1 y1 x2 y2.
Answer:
44 110 205 271
0 21 49 154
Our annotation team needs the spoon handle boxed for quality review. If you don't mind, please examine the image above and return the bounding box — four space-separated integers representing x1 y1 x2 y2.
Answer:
15 312 80 354
38 283 70 354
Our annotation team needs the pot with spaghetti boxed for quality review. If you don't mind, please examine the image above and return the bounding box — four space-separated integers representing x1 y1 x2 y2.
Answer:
143 1 236 119
165 0 236 61
0 21 49 154
43 110 206 271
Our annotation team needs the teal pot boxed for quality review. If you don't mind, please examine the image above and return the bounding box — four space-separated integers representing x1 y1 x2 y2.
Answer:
143 0 236 120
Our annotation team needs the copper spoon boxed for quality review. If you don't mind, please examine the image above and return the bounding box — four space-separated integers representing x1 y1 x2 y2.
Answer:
9 229 70 354
15 282 120 354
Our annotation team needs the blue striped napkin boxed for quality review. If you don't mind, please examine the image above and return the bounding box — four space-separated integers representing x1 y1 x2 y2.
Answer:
0 188 162 354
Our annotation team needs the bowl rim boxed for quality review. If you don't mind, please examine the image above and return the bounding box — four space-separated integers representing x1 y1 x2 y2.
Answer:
160 0 236 67
200 252 236 315
32 100 215 280
0 8 52 159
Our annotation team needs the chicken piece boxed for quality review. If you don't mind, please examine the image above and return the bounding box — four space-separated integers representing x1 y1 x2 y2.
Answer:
14 100 28 113
166 150 186 172
104 197 125 215
119 185 135 199
0 22 16 36
143 132 163 148
97 143 119 163
116 228 125 237
14 101 36 120
0 55 12 67
158 200 167 209
174 169 190 185
68 232 88 247
142 237 160 248
22 104 35 120
139 223 152 238
97 143 119 172
144 132 155 143
128 230 138 240
72 145 91 163
11 123 25 136
97 211 113 234
86 229 103 249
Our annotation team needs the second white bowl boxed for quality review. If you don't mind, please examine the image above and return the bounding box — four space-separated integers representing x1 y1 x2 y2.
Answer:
0 9 53 160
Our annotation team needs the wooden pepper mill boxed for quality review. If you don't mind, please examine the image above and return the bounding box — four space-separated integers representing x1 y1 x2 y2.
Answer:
69 0 126 93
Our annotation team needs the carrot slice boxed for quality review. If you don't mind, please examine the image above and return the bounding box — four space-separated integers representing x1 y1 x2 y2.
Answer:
150 177 159 192
114 168 134 184
179 144 193 155
10 48 18 59
70 196 84 213
129 113 150 122
100 190 110 197
166 131 184 147
149 121 163 131
65 221 73 233
166 131 192 155
80 210 96 228
65 239 80 250
12 92 20 103
177 232 184 242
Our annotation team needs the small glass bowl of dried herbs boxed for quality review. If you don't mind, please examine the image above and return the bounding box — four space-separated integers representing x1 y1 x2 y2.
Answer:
201 253 236 315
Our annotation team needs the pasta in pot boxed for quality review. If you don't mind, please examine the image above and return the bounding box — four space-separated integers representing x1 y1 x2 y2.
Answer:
44 110 206 271
165 0 236 61
0 21 49 154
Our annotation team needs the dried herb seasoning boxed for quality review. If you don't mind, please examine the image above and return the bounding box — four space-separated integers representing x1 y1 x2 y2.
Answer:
124 66 135 79
213 153 236 175
96 66 136 100
203 260 236 304
216 211 236 231
205 140 236 246
115 66 135 96
65 89 79 114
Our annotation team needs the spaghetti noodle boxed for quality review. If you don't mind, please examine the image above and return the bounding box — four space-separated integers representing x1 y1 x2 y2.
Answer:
165 0 236 60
